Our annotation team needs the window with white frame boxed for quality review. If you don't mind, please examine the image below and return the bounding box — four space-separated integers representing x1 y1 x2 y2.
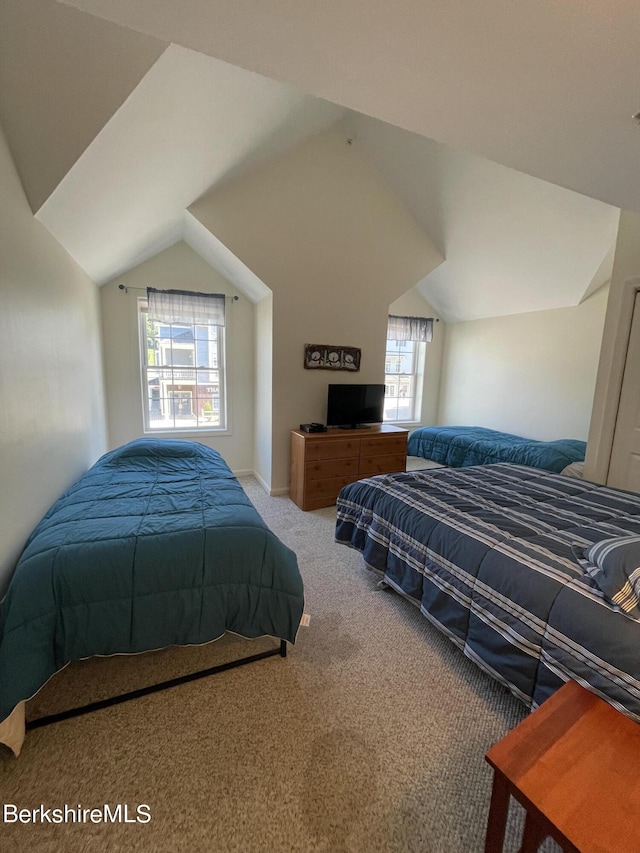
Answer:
383 315 433 423
139 288 227 432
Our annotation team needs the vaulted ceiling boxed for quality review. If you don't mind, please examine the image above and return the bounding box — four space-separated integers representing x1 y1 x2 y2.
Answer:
0 0 631 322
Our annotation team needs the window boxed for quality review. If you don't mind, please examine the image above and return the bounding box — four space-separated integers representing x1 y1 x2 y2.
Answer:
139 288 226 432
384 338 421 422
383 314 433 423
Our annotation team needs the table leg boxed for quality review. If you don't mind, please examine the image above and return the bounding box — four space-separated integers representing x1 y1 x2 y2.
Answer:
484 771 511 852
518 810 549 853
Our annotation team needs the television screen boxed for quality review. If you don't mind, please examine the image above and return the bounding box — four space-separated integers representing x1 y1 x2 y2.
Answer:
326 383 386 429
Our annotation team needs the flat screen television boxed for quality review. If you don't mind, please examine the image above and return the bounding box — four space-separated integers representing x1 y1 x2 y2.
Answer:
326 383 386 429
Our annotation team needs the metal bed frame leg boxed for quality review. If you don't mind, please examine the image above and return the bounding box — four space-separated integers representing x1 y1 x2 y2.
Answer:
27 638 289 731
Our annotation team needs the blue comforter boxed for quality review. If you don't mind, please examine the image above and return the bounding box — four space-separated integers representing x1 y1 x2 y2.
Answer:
336 464 640 719
0 439 304 721
407 425 586 472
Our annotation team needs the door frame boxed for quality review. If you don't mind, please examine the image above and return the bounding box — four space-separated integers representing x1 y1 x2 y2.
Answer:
585 276 640 484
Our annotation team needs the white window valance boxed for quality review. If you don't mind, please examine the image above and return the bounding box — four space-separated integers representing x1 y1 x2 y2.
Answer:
387 315 433 342
147 288 226 326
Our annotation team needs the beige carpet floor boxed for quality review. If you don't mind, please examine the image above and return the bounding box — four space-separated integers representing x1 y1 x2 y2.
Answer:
405 456 443 472
0 475 559 852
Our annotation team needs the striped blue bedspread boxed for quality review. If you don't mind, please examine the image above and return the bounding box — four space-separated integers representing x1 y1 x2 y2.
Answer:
335 463 640 719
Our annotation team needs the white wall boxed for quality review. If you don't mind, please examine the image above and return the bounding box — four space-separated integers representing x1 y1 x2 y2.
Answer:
0 122 106 591
388 288 444 427
253 293 273 491
190 124 443 492
100 241 255 472
585 210 640 482
438 286 609 441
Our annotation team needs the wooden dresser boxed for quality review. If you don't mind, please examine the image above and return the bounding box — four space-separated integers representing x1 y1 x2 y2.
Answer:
289 424 409 511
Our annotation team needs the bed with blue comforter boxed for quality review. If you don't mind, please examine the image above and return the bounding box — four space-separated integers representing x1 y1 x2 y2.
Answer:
407 425 586 473
0 438 304 736
335 463 640 719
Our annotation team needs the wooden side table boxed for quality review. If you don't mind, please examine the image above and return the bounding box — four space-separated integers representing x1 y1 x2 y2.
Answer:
484 680 640 852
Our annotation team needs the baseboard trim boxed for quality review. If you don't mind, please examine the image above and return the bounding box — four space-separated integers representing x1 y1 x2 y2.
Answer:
250 470 267 492
235 469 289 498
270 486 290 497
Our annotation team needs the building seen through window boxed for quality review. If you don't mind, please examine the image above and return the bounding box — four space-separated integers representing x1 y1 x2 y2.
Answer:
384 314 432 423
139 301 226 431
384 339 420 422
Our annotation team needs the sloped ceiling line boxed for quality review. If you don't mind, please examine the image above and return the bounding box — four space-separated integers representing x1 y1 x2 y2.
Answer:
183 211 270 303
0 1 622 323
55 0 640 213
0 0 168 213
34 43 345 286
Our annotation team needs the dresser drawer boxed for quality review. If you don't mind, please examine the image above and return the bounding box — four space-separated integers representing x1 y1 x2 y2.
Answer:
305 457 359 481
359 452 407 476
304 474 358 500
304 437 361 461
360 434 408 455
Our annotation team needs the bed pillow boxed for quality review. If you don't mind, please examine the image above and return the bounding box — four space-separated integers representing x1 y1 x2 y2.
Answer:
577 535 640 619
112 438 197 458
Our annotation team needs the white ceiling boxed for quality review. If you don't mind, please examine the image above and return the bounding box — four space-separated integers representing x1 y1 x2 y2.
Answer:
36 44 345 285
346 114 619 322
0 1 628 321
56 0 640 212
0 0 165 211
